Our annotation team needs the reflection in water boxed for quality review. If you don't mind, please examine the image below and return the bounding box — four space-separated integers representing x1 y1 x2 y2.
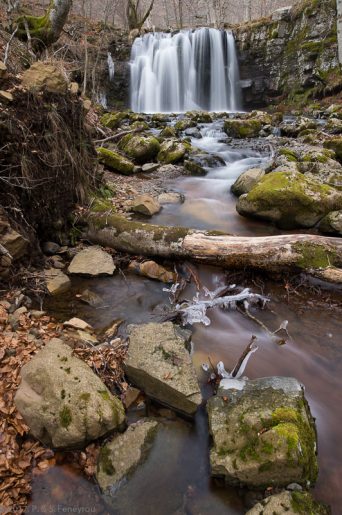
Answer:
43 266 342 514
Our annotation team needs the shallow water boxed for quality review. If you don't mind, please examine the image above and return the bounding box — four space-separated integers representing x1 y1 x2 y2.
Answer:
31 122 342 514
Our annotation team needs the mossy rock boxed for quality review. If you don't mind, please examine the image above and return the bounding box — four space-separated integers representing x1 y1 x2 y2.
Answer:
231 168 265 197
224 118 262 138
207 377 318 488
236 171 342 229
130 120 149 130
97 147 135 175
157 139 187 164
185 111 213 123
246 491 330 515
318 210 342 235
323 137 342 162
174 118 196 132
159 126 176 139
100 111 129 129
118 134 160 164
184 152 225 176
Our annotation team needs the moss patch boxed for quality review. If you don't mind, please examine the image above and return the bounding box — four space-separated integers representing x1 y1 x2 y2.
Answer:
294 242 336 269
59 406 72 428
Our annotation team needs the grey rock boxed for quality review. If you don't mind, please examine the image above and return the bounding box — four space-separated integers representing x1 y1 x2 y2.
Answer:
231 168 265 197
207 376 318 488
42 241 61 255
246 491 329 515
142 163 160 173
158 192 185 204
125 322 202 415
318 210 342 235
68 246 116 276
15 338 125 448
45 269 71 295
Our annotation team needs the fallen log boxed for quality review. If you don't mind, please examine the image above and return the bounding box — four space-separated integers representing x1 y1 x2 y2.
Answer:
86 214 342 276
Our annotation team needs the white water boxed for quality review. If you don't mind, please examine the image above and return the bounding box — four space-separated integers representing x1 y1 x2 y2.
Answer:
107 52 115 81
130 29 242 113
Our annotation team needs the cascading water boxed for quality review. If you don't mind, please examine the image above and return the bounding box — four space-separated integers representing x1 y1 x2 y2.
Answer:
130 28 242 113
107 52 115 81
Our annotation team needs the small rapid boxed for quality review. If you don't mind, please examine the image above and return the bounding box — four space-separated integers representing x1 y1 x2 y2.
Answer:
130 29 242 113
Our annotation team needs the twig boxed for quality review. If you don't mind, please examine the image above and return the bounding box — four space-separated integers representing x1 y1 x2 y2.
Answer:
94 127 144 144
231 335 257 377
237 305 273 336
4 26 18 66
23 18 35 58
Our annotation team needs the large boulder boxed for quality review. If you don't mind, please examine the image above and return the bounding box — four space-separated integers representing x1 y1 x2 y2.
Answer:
174 118 196 132
236 171 342 229
318 210 342 235
158 139 187 164
231 168 265 197
100 111 129 129
323 137 342 162
96 420 159 492
119 134 160 164
15 338 125 448
68 246 116 276
21 62 68 94
246 491 329 515
224 118 262 138
129 194 161 216
97 147 135 175
207 377 318 488
125 322 202 415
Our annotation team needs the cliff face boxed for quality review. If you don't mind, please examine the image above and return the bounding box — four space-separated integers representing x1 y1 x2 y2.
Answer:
234 0 340 108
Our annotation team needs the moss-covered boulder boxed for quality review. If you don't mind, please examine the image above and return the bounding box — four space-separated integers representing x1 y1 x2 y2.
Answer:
159 126 176 139
130 120 149 130
318 210 342 235
100 111 129 129
246 491 329 515
15 338 125 449
96 420 159 492
231 168 265 197
157 139 188 164
174 118 196 132
224 118 262 138
185 111 213 123
118 134 160 164
323 137 342 162
97 147 135 175
207 376 318 488
236 171 342 229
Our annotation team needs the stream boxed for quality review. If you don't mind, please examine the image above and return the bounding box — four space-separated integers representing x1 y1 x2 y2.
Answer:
30 122 342 514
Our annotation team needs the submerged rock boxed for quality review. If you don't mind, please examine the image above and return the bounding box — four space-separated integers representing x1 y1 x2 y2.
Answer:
231 168 265 197
125 322 202 415
184 152 225 176
207 376 318 488
15 338 125 448
224 118 262 138
158 139 187 164
236 171 342 229
97 147 135 175
96 420 159 492
246 490 329 515
129 194 161 216
118 134 160 164
128 260 176 283
158 192 184 204
68 246 116 276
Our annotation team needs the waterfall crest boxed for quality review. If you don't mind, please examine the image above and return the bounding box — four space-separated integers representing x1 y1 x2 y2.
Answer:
130 28 242 113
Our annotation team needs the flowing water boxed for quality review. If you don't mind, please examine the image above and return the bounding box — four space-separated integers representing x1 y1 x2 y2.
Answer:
130 29 241 113
34 120 342 514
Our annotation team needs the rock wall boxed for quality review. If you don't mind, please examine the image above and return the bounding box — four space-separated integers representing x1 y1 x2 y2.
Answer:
234 0 340 108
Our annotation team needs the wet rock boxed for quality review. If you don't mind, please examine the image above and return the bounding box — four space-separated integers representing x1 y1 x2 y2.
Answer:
125 322 202 415
118 134 160 164
159 126 176 138
130 194 161 216
184 127 202 138
174 118 196 132
128 260 176 283
68 246 116 276
100 111 129 129
97 420 159 492
224 118 262 138
63 317 92 331
318 210 342 235
45 269 71 295
142 162 160 173
21 62 68 94
97 147 135 175
185 111 213 123
78 289 102 306
42 241 61 255
15 338 125 448
158 139 187 164
231 168 265 197
236 171 342 229
184 152 225 176
158 192 184 204
246 491 329 515
207 376 318 488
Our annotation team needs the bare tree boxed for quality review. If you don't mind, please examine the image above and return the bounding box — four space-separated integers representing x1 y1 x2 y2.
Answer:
126 0 155 31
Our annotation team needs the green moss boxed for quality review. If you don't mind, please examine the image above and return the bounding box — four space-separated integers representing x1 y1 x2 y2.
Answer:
157 140 187 164
100 112 128 129
159 126 176 139
174 118 195 131
279 148 298 162
97 147 135 175
80 393 91 401
294 242 336 269
98 389 111 401
224 119 262 139
59 406 72 428
119 134 160 164
291 491 329 514
99 446 115 476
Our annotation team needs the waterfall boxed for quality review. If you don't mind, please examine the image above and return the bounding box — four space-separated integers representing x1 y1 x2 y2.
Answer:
130 28 242 113
107 52 115 81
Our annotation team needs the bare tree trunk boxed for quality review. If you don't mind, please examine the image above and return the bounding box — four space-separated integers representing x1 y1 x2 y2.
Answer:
86 215 342 276
16 0 73 47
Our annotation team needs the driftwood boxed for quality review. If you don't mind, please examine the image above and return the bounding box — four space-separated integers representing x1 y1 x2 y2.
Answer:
87 214 342 277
